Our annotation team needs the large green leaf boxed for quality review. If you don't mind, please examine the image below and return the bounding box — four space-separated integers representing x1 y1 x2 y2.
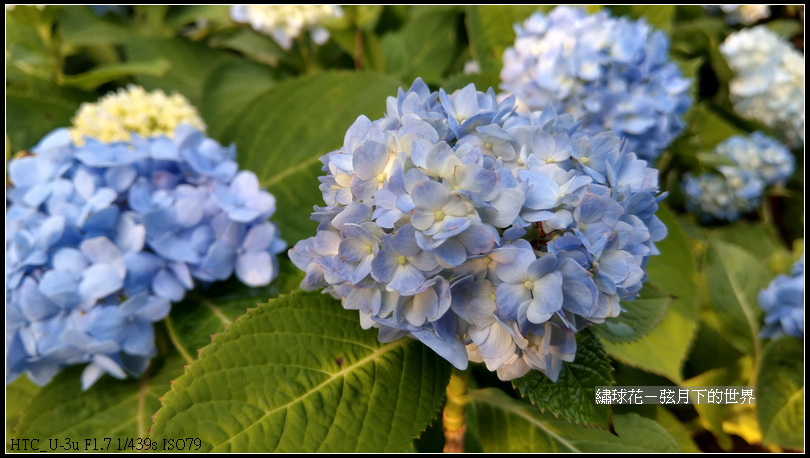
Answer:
10 352 185 453
6 376 40 450
684 356 754 450
199 60 279 141
381 9 458 84
222 71 402 244
630 6 675 32
470 388 681 452
58 5 132 47
513 328 613 428
464 6 550 73
6 77 95 152
756 336 804 449
150 291 453 452
124 36 236 106
709 223 792 274
164 257 305 364
594 284 672 344
704 238 769 356
61 58 171 90
601 206 699 383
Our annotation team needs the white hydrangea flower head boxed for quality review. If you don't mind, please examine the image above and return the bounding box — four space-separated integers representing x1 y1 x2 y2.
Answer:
713 5 771 25
721 26 805 147
70 85 206 145
230 5 343 50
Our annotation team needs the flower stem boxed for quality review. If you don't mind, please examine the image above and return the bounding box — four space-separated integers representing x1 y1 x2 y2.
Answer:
443 367 471 453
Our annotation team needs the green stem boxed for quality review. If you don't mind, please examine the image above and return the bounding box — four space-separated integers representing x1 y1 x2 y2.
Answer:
443 368 470 453
354 28 364 70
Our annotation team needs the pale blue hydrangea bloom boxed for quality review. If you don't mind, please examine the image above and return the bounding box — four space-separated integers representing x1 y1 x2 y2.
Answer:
683 132 793 222
721 26 804 147
500 6 692 162
6 125 286 389
759 256 804 339
290 78 667 382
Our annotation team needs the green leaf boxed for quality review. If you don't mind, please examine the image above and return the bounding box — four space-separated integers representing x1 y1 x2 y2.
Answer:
695 152 738 168
513 328 613 428
756 336 804 449
465 6 551 73
10 352 186 452
164 257 304 364
704 238 769 355
470 388 681 452
58 5 132 47
6 376 40 448
709 223 791 274
223 71 402 243
124 36 236 106
629 6 675 32
766 19 802 39
209 29 288 68
199 60 279 141
647 406 701 453
594 285 672 344
5 8 51 83
150 291 453 452
381 10 458 84
61 58 171 90
164 5 230 28
684 357 753 450
6 76 95 152
601 206 699 383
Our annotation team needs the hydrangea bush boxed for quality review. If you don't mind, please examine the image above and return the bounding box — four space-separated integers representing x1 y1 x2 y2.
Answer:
500 6 692 162
683 132 794 222
6 120 285 389
721 25 805 147
759 255 805 340
290 78 667 382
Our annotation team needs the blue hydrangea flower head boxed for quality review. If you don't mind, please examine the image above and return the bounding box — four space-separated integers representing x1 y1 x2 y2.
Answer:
7 117 285 389
683 132 793 222
291 78 668 382
721 26 804 147
500 6 692 162
759 256 804 339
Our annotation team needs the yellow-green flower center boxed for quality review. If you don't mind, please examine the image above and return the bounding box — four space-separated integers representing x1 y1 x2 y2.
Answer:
523 280 534 290
434 210 445 221
364 244 373 254
397 255 408 265
376 173 386 183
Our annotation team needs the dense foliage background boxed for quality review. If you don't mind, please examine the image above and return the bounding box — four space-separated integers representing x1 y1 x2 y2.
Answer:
6 5 805 453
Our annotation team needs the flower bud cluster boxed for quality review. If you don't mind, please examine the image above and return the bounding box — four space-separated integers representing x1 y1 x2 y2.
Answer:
291 78 667 381
721 26 805 147
683 132 794 222
759 255 804 339
500 6 692 163
230 5 343 50
70 85 206 146
7 125 285 389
